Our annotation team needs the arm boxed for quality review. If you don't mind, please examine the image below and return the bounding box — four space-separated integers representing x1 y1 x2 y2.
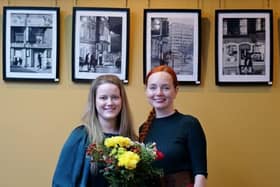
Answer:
186 116 208 186
52 126 89 187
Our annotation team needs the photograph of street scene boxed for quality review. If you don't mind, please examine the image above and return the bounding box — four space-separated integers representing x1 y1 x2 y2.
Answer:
149 16 197 76
222 17 267 76
77 15 123 74
8 12 56 75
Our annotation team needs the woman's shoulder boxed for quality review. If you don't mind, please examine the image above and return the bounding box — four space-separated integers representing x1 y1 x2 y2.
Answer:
63 124 89 147
69 124 88 137
176 112 201 127
176 112 206 136
177 112 199 122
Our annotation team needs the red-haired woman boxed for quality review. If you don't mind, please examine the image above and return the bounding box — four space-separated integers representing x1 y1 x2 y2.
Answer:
139 65 207 187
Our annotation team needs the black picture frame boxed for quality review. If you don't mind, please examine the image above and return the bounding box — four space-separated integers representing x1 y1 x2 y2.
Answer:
3 6 60 82
215 9 273 86
144 9 201 85
72 7 130 83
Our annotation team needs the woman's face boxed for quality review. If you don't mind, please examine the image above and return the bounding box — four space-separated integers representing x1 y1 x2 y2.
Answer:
95 83 122 122
146 71 178 115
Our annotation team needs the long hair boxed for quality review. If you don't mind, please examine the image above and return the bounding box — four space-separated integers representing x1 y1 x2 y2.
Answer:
82 75 137 144
139 65 178 142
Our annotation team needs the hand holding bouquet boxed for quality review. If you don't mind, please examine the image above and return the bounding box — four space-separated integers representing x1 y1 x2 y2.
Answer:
86 136 164 187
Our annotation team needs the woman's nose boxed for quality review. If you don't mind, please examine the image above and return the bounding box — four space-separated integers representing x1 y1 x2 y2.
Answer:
155 88 163 95
106 97 113 104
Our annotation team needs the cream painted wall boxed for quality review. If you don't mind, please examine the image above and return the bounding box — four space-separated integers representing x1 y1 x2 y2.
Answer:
0 0 280 186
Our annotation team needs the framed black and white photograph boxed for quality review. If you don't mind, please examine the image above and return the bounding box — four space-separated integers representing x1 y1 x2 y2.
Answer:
215 10 273 85
3 7 60 82
144 9 201 84
72 7 129 83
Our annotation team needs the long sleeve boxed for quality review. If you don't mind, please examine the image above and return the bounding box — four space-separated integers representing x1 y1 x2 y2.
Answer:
52 125 90 187
186 117 207 177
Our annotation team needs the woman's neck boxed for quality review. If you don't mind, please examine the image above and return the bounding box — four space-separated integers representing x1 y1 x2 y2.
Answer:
155 109 176 118
99 118 119 134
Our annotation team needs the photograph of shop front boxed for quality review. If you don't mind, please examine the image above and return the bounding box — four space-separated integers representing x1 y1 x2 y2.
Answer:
3 7 59 81
222 18 266 75
215 10 273 85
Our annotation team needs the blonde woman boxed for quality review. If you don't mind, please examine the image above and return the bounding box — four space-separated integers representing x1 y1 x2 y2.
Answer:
53 75 137 187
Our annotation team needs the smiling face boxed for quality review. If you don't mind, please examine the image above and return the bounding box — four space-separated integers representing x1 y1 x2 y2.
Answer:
95 83 122 124
146 71 178 117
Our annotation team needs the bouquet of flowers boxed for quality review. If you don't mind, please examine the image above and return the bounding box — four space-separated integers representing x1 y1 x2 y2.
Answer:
86 136 164 187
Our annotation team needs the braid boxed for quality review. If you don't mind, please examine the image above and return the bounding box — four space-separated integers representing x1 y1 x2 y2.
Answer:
139 108 155 142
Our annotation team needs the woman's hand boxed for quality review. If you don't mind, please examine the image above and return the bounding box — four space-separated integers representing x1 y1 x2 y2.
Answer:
194 174 207 187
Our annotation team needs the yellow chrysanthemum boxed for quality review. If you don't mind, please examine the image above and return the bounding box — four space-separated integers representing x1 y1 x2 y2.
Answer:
117 151 140 170
104 136 133 148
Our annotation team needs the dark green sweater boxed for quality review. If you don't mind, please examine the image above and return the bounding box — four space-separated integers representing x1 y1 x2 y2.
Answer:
142 111 208 177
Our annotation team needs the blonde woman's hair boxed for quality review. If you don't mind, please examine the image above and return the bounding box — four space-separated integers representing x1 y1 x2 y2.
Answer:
82 75 137 144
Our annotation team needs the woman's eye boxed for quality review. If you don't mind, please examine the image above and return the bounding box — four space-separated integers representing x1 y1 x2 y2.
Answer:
149 86 156 90
163 86 170 90
111 96 120 100
99 96 107 100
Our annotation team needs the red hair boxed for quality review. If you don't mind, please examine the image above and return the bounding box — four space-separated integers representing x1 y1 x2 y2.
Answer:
145 65 178 87
139 65 178 142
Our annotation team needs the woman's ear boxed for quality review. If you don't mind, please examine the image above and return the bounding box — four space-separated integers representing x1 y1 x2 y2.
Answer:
175 86 179 94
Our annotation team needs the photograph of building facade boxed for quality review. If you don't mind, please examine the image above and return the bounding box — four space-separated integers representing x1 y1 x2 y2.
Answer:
10 13 54 73
78 16 122 73
151 17 194 75
222 18 266 75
